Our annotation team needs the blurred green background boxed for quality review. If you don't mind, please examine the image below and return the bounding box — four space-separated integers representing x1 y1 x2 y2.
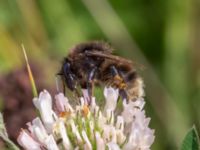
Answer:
0 0 200 149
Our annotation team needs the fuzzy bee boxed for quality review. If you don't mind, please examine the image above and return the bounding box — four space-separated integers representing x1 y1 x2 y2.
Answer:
58 41 144 103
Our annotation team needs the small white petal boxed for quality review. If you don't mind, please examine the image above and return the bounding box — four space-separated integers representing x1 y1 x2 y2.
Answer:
89 121 95 139
70 120 83 143
133 98 145 110
58 120 72 150
55 93 73 112
95 132 105 150
82 89 90 104
17 130 41 150
33 90 51 109
107 142 121 150
102 125 116 143
44 135 59 150
104 87 119 112
31 117 48 143
26 122 34 135
52 111 58 120
97 111 106 128
115 117 126 144
123 133 138 150
33 90 55 133
123 108 155 150
82 130 92 150
116 116 124 131
94 105 100 117
122 101 139 124
116 129 126 145
89 97 96 113
80 97 85 106
142 131 155 147
105 109 115 125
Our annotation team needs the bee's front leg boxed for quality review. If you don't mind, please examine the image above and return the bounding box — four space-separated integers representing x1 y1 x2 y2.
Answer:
62 62 81 98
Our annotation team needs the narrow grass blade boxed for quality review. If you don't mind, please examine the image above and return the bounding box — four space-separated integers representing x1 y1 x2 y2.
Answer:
21 44 38 97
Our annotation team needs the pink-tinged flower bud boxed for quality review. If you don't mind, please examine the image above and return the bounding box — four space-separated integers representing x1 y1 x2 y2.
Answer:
33 90 56 133
17 129 41 150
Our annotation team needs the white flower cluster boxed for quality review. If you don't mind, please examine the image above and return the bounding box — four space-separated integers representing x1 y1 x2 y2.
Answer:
17 87 155 150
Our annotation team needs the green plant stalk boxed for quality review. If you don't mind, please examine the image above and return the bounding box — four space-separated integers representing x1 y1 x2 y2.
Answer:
0 113 20 150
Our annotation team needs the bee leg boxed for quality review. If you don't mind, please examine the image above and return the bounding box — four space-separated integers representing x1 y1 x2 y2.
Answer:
87 67 98 104
119 89 128 102
62 77 66 95
110 66 128 101
55 74 66 94
63 62 79 96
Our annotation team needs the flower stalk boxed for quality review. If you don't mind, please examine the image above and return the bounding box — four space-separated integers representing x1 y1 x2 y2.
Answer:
0 113 20 150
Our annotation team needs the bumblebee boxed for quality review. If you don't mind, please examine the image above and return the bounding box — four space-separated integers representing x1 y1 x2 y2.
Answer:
58 41 144 103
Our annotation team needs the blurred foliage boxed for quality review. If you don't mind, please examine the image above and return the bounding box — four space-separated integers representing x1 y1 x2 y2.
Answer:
181 126 200 150
0 0 200 150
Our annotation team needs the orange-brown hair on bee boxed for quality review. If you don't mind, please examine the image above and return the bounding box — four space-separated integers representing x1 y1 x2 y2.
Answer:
58 41 144 103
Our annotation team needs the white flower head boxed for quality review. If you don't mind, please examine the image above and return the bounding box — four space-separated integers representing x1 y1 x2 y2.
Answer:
18 87 155 150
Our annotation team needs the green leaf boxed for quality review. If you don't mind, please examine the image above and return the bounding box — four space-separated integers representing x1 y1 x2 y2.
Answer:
181 126 200 150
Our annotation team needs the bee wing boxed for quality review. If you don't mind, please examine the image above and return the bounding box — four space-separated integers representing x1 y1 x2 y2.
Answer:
85 51 133 65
